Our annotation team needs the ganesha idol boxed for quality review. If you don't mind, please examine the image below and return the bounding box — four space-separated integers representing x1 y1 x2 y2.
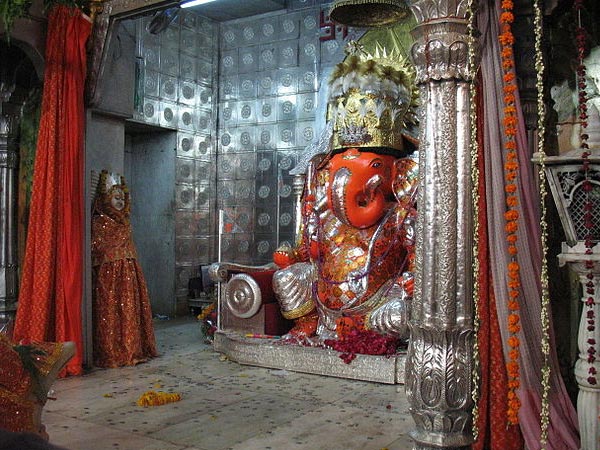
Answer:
272 45 419 341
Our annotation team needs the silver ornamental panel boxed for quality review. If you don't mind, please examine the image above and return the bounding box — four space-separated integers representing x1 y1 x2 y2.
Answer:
177 132 195 158
239 77 257 99
196 134 213 159
175 184 196 210
259 18 276 43
237 153 256 178
158 101 178 128
235 206 254 231
159 74 177 101
277 122 296 148
179 81 196 105
257 98 277 123
217 181 235 206
239 47 259 74
180 29 197 55
176 158 195 183
256 125 276 150
178 107 195 132
160 47 179 76
218 154 236 180
258 71 277 96
142 98 159 124
277 68 298 95
259 45 278 71
221 49 238 75
278 41 299 67
219 101 238 127
196 108 212 133
298 69 318 92
197 183 213 209
300 11 319 36
299 38 319 66
222 26 238 49
279 14 300 40
160 25 179 49
143 69 159 97
198 60 213 84
278 95 297 122
179 55 197 81
237 127 256 152
238 101 256 124
235 180 254 204
143 45 159 68
195 161 211 182
241 23 258 46
297 121 315 147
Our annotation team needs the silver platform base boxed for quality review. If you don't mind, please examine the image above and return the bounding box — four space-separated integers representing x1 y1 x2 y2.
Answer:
213 330 407 384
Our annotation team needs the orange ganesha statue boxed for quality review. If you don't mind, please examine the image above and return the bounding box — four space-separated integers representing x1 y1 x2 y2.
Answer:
272 44 419 341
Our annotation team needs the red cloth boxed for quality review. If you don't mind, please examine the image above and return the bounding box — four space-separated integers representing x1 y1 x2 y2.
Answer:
473 79 523 450
13 6 91 376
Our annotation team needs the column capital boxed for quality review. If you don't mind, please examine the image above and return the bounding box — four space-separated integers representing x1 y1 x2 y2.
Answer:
408 0 477 82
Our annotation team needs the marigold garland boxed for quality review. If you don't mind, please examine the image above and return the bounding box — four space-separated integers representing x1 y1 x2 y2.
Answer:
136 391 182 407
499 0 521 426
574 0 597 387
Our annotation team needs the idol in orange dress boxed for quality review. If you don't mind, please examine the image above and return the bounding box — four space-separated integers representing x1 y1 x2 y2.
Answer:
0 334 74 436
91 171 158 368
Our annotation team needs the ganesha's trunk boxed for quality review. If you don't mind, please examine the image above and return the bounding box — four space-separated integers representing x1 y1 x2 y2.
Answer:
330 168 385 229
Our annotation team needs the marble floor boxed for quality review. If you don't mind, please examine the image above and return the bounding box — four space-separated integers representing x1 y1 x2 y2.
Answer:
43 316 415 450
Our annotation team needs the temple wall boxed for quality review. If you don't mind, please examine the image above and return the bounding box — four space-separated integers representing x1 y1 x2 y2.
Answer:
84 1 355 320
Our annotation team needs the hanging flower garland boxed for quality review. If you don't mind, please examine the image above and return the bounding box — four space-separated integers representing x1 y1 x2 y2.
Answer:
531 0 551 445
466 0 481 441
499 0 521 426
573 0 597 387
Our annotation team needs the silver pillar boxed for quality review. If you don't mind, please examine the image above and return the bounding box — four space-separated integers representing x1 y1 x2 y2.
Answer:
0 83 20 333
406 1 476 448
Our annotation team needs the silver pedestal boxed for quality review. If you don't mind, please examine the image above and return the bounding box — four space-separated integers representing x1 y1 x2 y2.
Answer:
214 330 407 384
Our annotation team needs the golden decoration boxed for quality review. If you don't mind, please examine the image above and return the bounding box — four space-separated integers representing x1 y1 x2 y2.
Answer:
327 42 418 154
329 0 410 28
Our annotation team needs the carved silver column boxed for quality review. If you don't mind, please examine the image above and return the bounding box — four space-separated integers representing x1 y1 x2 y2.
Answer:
406 1 476 448
0 82 20 333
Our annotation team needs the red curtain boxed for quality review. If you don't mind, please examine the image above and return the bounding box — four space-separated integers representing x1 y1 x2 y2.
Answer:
473 80 523 450
13 6 91 376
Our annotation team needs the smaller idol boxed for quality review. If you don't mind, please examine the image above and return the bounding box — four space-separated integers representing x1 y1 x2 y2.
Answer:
91 171 158 368
272 43 419 342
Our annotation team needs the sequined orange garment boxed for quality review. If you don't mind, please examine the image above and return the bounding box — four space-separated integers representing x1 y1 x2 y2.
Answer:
91 200 157 368
315 212 408 313
0 334 63 433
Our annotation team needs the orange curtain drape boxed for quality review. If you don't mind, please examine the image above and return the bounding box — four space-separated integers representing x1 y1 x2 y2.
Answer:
13 6 91 376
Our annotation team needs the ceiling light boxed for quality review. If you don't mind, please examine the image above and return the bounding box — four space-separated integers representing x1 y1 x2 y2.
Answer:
180 0 218 8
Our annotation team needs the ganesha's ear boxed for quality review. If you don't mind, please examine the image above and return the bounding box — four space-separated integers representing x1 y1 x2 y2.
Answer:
392 158 419 206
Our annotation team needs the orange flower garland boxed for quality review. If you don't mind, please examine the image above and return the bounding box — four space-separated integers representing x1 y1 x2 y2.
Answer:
499 0 521 426
136 390 182 407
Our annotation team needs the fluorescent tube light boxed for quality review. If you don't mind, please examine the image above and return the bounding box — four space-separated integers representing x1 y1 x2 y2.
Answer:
180 0 218 8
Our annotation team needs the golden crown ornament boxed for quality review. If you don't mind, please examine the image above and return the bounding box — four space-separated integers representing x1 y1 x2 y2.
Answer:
327 41 418 155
